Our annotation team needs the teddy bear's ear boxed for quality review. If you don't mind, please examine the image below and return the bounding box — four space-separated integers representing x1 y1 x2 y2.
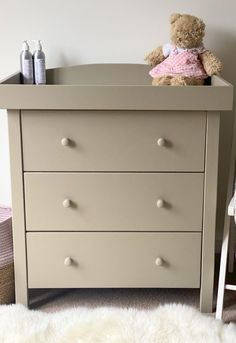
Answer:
170 13 182 24
197 18 205 30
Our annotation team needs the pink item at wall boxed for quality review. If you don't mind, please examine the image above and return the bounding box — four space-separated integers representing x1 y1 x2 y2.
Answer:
0 205 13 268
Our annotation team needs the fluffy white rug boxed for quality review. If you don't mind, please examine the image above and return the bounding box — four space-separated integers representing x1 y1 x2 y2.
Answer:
0 303 235 343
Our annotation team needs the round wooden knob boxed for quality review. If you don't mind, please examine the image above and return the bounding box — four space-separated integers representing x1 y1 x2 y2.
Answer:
63 198 71 208
156 199 164 208
61 137 70 146
64 257 72 266
155 257 163 266
157 138 166 147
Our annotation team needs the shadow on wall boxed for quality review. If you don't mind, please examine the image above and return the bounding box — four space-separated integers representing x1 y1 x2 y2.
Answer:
46 46 82 70
209 28 236 246
57 50 82 68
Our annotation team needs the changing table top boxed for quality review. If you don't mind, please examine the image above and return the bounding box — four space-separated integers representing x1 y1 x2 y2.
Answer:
0 64 233 111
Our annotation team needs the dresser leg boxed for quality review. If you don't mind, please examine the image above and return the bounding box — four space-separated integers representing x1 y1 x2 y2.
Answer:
15 286 28 307
200 284 213 313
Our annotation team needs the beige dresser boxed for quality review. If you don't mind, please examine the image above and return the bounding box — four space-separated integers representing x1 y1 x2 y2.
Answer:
0 64 233 312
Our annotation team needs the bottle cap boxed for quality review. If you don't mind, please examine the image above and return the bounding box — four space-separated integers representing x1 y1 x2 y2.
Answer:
33 40 42 51
22 40 29 51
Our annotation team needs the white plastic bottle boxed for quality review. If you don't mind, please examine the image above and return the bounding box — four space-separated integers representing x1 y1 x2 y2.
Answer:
33 40 46 85
20 40 34 84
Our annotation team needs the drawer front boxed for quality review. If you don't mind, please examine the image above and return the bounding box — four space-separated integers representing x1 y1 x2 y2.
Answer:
24 173 204 231
21 110 206 171
27 232 201 288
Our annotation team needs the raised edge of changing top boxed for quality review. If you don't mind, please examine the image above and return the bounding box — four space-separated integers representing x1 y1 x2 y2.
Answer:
0 64 233 111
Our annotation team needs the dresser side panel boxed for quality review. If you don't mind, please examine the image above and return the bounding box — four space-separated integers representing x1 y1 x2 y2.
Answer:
7 110 28 305
200 111 220 313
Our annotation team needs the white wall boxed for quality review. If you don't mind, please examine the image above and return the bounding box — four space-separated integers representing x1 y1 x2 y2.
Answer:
0 0 236 238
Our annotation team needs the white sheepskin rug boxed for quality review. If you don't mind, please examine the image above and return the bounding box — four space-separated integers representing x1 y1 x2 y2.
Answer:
0 303 236 343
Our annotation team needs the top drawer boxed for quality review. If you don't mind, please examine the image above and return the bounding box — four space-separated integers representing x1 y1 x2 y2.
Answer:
21 110 206 172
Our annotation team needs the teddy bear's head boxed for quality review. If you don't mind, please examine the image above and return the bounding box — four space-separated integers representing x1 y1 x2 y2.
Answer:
170 13 205 49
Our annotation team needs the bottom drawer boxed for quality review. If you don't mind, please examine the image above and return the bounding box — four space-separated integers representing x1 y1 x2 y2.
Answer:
27 232 201 288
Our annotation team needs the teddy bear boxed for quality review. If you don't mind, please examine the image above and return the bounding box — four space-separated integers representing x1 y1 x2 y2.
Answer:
145 13 222 86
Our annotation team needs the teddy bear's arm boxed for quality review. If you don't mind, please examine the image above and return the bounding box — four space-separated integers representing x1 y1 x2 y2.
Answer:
199 50 223 76
145 46 166 67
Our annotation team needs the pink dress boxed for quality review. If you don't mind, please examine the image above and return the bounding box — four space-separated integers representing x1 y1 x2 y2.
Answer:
150 43 207 79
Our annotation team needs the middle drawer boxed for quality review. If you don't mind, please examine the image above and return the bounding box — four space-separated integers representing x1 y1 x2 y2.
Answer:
24 173 204 231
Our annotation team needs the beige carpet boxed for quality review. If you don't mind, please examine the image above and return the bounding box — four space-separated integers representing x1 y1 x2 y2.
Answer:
30 287 236 323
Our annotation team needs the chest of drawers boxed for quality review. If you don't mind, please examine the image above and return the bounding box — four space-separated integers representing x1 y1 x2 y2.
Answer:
1 64 233 312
